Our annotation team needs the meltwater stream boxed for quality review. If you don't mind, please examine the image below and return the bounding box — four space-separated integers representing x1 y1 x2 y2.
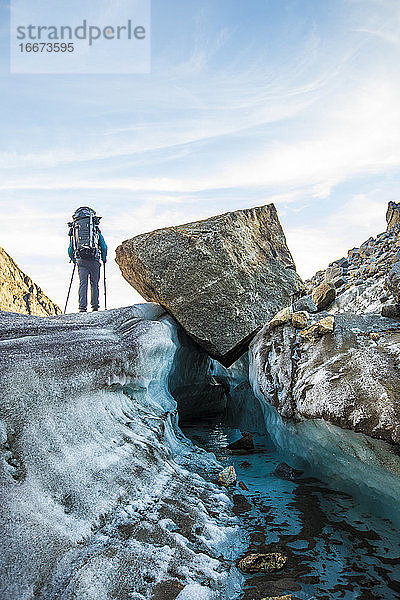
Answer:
183 423 400 600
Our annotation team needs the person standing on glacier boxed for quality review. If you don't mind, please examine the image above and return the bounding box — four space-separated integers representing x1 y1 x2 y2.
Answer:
67 207 107 312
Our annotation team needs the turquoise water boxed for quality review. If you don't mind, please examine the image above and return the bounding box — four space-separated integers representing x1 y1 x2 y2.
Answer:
183 423 400 600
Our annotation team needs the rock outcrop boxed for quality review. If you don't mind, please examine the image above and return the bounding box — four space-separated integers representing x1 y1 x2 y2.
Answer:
250 312 400 445
116 204 303 366
0 245 61 316
249 202 400 447
306 204 400 298
386 201 400 231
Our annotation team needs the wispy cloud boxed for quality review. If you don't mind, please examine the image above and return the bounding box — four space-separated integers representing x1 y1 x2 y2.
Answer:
1 0 400 308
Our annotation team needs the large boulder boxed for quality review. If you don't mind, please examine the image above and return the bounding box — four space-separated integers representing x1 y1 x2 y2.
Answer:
311 282 336 311
116 204 303 366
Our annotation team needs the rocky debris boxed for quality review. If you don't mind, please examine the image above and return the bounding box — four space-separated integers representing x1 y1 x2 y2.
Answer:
250 312 400 444
306 203 400 303
293 294 317 313
329 278 387 315
311 282 336 311
227 432 254 452
386 201 400 231
332 275 349 289
116 204 303 366
298 315 335 341
381 304 400 318
238 552 287 573
325 265 343 283
267 306 292 330
218 465 237 487
273 462 303 481
0 245 61 316
291 311 309 329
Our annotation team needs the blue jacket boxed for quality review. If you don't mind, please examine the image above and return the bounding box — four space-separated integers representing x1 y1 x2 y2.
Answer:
68 231 107 263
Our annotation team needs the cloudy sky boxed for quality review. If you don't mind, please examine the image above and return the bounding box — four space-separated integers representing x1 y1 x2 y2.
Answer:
1 0 400 311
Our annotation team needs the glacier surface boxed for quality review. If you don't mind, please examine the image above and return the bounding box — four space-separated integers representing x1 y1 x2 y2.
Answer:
0 305 244 600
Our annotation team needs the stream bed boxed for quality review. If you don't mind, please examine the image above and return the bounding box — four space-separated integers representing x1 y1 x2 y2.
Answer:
183 423 400 600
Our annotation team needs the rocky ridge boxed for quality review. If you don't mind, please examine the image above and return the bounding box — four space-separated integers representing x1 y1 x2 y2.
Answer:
0 245 61 316
305 201 400 310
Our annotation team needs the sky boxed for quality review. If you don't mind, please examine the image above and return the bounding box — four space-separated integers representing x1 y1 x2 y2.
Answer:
1 0 400 311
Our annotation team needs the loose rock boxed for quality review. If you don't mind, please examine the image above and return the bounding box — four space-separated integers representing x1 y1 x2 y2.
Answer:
312 282 336 311
381 304 400 319
267 307 292 330
262 596 292 600
298 315 335 341
291 311 309 329
293 294 317 313
238 552 287 573
333 276 348 289
238 481 249 491
218 465 237 487
274 462 303 481
325 265 343 283
227 433 254 452
336 257 349 268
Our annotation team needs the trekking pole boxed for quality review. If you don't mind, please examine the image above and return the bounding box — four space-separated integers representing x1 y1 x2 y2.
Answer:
64 263 76 314
103 262 107 310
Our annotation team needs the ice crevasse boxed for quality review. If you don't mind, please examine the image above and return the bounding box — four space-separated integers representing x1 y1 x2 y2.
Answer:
3 293 400 599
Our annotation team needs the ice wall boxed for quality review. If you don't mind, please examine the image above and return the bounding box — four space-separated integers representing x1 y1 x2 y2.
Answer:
213 351 400 524
0 306 243 600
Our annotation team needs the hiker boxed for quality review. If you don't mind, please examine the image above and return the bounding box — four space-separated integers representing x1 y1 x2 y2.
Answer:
68 207 107 312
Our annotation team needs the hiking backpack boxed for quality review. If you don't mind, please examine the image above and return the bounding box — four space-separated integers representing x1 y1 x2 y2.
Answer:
68 207 101 260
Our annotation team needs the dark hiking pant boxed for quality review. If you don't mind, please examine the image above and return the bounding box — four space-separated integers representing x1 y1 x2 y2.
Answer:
77 259 100 311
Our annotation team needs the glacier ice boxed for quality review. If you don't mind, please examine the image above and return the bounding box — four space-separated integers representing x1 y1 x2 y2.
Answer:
2 298 400 600
0 305 244 600
212 343 400 525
